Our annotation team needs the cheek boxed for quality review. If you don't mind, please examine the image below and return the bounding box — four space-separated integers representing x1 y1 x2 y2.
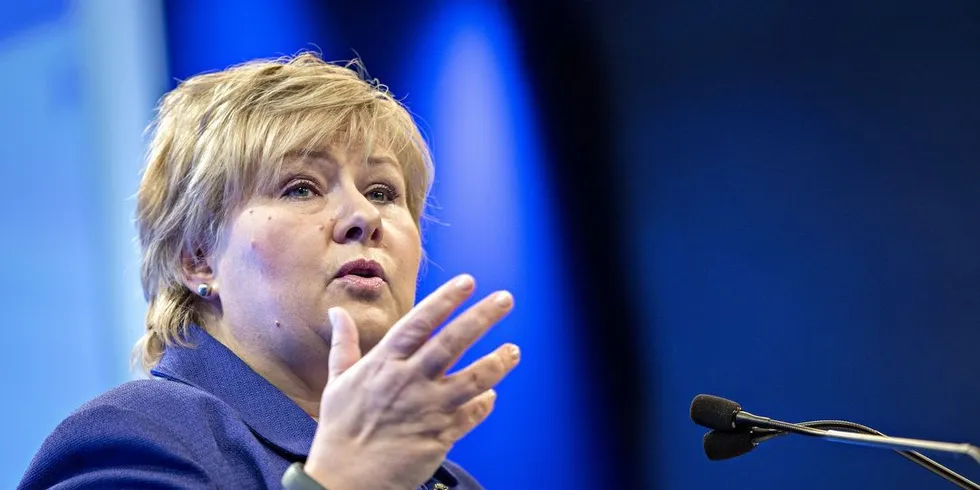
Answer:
387 222 423 306
229 208 330 281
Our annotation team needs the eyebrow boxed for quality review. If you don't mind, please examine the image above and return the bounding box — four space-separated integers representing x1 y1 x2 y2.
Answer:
367 154 400 170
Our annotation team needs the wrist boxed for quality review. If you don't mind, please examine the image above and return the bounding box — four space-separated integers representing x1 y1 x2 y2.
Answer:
301 459 354 490
282 462 330 490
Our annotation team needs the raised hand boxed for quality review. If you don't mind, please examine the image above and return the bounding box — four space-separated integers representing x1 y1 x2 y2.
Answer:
304 274 519 490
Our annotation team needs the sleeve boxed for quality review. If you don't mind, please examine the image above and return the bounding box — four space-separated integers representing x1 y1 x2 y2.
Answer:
17 405 215 490
441 459 485 490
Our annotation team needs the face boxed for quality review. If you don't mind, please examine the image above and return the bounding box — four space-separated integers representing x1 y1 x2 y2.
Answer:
199 142 422 381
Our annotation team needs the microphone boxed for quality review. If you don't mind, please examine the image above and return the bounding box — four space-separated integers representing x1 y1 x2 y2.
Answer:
691 394 980 461
703 428 778 461
702 420 885 461
690 394 824 437
691 394 980 490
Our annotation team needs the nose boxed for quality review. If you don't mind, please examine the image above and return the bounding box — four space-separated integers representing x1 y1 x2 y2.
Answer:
332 185 383 245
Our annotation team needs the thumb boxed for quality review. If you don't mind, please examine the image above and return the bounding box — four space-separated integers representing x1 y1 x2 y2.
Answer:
327 307 361 384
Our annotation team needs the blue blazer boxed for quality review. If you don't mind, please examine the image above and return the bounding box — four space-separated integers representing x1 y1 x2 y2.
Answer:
19 326 482 489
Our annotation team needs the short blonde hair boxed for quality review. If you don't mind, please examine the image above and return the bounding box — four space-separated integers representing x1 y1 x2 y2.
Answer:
134 52 434 372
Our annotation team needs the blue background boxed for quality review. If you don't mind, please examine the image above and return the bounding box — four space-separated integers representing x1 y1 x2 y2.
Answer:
3 0 979 488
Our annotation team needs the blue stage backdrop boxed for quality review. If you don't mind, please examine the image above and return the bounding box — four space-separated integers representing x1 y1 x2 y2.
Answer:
401 3 604 488
594 0 980 488
0 1 166 487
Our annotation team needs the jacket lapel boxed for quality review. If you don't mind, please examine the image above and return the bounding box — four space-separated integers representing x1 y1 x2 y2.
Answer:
152 325 317 459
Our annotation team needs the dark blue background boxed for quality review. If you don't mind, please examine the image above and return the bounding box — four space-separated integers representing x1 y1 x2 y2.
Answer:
595 1 980 487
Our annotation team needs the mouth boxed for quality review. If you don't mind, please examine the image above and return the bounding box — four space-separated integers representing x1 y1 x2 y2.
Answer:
334 258 387 282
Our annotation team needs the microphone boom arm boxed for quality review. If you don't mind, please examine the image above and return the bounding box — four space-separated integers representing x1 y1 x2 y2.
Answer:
822 430 980 465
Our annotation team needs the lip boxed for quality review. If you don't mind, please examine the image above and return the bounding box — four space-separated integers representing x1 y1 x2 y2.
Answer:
334 258 387 283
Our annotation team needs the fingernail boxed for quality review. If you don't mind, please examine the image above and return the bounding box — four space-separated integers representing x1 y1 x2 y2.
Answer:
509 344 521 361
454 274 474 291
494 291 513 308
328 308 340 326
488 389 497 400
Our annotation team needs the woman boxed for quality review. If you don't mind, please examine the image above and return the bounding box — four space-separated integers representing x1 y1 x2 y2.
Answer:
19 52 520 490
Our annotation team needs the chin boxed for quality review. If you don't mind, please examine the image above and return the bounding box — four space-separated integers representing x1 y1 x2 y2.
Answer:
341 302 397 344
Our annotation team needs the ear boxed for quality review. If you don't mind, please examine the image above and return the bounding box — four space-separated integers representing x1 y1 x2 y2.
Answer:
180 245 217 299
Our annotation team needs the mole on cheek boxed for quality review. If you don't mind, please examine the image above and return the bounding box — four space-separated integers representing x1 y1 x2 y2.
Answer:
268 215 272 220
318 225 325 231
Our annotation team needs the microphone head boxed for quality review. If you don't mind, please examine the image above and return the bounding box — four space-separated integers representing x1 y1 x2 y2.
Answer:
703 430 758 461
690 394 741 431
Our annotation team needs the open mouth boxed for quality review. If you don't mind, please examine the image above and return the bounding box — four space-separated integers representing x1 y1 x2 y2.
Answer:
335 258 386 282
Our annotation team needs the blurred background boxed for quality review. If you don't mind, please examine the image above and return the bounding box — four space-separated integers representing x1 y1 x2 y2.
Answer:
2 0 979 488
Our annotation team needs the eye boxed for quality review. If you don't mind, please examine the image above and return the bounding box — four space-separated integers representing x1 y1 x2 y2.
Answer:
366 183 400 204
281 179 321 200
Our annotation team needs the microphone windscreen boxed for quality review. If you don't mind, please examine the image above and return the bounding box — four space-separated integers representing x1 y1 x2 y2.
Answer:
690 394 741 431
703 430 757 461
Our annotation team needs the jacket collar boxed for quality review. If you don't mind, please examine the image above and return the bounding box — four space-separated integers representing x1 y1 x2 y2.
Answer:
150 325 459 486
151 325 317 459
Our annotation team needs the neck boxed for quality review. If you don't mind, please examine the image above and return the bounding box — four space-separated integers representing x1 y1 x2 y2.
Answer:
205 318 327 420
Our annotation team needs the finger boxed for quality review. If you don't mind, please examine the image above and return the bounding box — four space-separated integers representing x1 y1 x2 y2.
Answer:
443 389 497 444
376 274 476 358
414 290 514 378
442 344 520 408
328 307 361 384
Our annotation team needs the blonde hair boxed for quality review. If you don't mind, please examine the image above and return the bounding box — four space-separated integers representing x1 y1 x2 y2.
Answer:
134 52 434 372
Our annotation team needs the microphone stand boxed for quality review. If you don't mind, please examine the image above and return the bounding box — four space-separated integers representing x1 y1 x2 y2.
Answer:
822 430 980 465
691 395 980 489
737 415 980 490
